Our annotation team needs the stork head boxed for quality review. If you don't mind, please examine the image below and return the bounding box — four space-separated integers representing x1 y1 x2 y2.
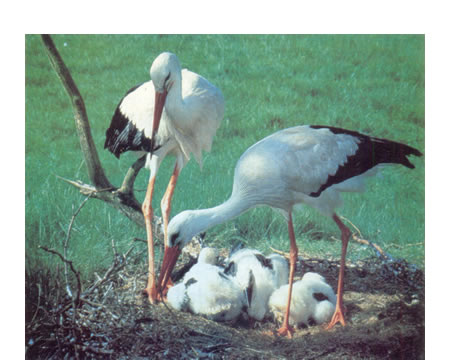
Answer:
157 210 203 291
149 52 181 151
150 52 180 92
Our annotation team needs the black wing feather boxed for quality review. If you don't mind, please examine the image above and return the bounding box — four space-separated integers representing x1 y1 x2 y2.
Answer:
254 254 273 270
104 83 155 159
309 125 422 197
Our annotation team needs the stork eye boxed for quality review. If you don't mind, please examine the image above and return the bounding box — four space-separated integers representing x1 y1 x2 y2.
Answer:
164 73 171 85
169 231 180 246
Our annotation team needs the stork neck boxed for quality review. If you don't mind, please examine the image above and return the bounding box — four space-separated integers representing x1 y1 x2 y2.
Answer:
165 73 185 117
189 195 251 238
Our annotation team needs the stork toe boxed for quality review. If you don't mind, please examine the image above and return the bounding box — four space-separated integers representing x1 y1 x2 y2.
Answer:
143 285 159 304
325 306 347 330
277 324 295 339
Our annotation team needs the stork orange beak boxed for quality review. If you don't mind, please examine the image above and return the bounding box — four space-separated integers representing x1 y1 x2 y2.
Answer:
151 90 168 154
157 245 181 293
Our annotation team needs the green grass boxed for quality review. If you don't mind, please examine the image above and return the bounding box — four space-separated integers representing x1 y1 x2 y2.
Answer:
25 34 425 282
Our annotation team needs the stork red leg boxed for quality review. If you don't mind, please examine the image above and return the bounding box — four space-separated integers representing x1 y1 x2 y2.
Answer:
161 163 180 249
326 213 351 329
142 175 158 304
277 212 297 338
159 163 180 294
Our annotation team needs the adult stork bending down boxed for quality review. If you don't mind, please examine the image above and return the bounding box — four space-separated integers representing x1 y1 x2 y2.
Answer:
158 125 422 337
104 52 224 303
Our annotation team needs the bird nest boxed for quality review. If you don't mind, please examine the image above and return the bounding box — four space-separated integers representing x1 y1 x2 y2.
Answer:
26 245 424 359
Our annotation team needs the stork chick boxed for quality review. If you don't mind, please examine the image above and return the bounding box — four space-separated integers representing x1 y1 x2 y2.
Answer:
225 249 284 321
269 272 336 327
167 248 247 322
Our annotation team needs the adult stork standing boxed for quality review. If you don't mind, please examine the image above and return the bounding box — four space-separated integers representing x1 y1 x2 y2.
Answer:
104 52 225 303
158 125 422 337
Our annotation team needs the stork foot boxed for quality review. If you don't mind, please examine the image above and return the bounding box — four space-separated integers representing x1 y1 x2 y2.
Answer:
325 306 347 330
277 324 295 339
143 285 159 305
155 278 174 302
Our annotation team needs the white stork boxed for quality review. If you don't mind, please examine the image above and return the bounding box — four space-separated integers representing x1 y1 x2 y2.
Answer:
167 247 248 321
267 253 289 289
158 124 422 337
269 272 337 328
224 248 286 321
104 52 224 303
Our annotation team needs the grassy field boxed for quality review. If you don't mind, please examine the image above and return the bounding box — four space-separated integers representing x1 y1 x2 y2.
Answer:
25 34 425 284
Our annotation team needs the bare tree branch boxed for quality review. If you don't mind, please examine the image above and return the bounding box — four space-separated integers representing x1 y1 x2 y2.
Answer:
339 215 394 261
40 34 152 229
41 34 111 190
119 155 147 195
56 176 146 228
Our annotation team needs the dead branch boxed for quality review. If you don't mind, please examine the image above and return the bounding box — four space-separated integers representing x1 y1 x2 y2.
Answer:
270 217 393 262
56 176 147 228
267 214 394 261
385 242 424 250
41 34 150 229
338 215 393 261
41 34 111 190
269 247 340 265
119 155 147 195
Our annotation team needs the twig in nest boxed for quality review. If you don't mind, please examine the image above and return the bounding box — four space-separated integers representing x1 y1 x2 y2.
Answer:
330 234 391 260
269 247 289 258
270 216 392 260
338 216 393 261
339 216 363 238
111 236 118 258
74 344 114 356
269 246 339 265
63 193 93 298
29 283 42 325
385 242 424 250
38 246 82 306
82 245 134 298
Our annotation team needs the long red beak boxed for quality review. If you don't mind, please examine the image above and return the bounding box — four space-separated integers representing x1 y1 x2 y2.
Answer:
157 245 181 292
151 90 167 154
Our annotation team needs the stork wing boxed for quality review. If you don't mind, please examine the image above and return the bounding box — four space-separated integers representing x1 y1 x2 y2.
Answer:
104 81 155 158
272 125 421 197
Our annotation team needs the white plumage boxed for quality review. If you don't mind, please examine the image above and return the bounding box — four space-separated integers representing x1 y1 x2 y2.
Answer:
106 53 224 167
267 253 289 289
105 52 224 303
160 124 421 336
167 248 246 322
225 249 288 321
269 272 336 327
